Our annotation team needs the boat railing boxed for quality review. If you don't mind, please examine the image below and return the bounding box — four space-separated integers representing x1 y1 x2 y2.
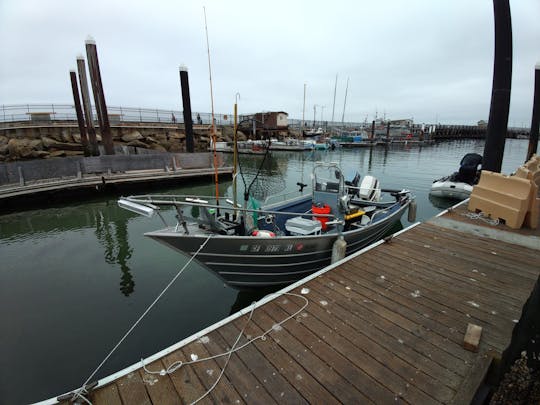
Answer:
263 189 306 205
120 195 337 222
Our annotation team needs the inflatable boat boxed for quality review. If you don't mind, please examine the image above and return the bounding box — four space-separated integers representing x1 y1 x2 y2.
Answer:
430 153 482 200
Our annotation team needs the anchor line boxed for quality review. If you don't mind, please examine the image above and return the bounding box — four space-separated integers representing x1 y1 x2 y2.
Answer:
68 235 213 404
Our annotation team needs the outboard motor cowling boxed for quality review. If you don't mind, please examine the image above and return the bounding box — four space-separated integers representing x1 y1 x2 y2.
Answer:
358 175 381 201
455 153 482 185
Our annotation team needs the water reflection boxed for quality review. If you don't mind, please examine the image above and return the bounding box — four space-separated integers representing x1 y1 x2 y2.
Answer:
428 193 463 210
94 203 135 296
229 287 281 315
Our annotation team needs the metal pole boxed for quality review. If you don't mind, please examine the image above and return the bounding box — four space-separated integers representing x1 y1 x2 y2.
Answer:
331 74 337 123
341 77 349 124
77 55 99 156
302 83 306 131
526 63 540 160
483 0 512 172
86 36 115 155
179 65 195 153
69 70 90 156
233 93 240 216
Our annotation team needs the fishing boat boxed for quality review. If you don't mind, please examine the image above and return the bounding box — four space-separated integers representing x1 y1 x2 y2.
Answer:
430 153 482 200
118 162 414 288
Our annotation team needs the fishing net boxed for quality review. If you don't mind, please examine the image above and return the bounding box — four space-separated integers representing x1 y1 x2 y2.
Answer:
238 149 286 202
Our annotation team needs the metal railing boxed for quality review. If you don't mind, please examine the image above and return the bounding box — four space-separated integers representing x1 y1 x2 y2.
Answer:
0 104 529 134
0 104 235 126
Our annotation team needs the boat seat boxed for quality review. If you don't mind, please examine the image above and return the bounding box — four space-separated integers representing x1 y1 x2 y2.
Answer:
468 170 532 229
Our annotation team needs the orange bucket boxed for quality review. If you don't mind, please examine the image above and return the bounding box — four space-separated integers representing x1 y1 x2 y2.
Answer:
312 203 331 230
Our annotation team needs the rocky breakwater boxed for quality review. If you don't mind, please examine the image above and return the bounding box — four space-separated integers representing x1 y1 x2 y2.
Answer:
0 126 190 161
0 124 253 162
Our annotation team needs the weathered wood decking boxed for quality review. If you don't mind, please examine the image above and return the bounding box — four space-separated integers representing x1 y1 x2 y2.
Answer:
54 203 540 404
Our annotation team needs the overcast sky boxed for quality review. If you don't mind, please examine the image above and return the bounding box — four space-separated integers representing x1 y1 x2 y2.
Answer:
0 0 538 125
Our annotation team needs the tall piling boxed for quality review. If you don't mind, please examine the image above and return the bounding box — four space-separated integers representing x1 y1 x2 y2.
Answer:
371 120 375 140
77 55 99 156
483 0 512 172
85 37 115 155
69 70 90 156
179 65 194 153
526 63 540 160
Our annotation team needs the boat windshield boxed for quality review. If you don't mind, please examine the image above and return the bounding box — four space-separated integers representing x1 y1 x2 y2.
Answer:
312 164 345 194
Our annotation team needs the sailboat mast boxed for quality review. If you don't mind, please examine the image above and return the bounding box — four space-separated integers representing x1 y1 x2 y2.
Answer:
341 77 349 124
203 7 220 206
302 83 306 134
331 73 337 122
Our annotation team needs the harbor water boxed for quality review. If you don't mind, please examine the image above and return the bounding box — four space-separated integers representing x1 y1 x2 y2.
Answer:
0 139 531 404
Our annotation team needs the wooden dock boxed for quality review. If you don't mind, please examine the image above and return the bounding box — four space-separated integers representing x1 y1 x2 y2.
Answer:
49 202 540 404
0 167 232 211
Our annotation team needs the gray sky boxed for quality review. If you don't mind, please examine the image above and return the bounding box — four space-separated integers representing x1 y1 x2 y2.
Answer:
0 0 538 125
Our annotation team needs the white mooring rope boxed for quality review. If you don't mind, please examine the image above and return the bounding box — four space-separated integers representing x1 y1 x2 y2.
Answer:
68 235 214 404
462 211 500 226
141 292 309 405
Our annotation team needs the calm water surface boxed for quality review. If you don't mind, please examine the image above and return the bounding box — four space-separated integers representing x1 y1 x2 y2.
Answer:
0 139 530 403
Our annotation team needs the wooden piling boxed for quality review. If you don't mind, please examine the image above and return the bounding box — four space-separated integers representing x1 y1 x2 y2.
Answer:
527 63 540 160
179 66 194 153
85 37 115 155
77 56 99 156
69 70 90 156
483 0 512 172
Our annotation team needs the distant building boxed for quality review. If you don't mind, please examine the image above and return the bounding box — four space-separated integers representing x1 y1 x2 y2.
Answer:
389 119 413 127
477 120 488 127
243 111 288 130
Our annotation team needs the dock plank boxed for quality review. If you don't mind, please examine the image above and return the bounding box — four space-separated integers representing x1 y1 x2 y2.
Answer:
200 328 277 404
230 312 339 404
138 359 182 405
376 232 529 309
357 250 519 342
179 335 244 404
90 383 123 405
304 281 464 386
116 370 151 405
161 348 214 405
252 303 364 404
270 290 450 404
262 297 386 403
217 322 308 404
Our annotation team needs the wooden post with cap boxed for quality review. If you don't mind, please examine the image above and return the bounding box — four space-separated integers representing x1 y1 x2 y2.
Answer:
526 63 540 161
85 36 115 155
179 65 195 153
76 55 99 156
69 70 90 156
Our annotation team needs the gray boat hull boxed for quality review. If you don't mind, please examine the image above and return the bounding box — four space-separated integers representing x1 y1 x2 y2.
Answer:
145 199 410 288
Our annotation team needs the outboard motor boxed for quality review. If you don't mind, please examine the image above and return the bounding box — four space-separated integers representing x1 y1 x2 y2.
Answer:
358 175 381 202
455 153 482 185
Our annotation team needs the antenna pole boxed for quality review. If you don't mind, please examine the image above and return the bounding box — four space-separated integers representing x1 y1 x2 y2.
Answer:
203 7 220 207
